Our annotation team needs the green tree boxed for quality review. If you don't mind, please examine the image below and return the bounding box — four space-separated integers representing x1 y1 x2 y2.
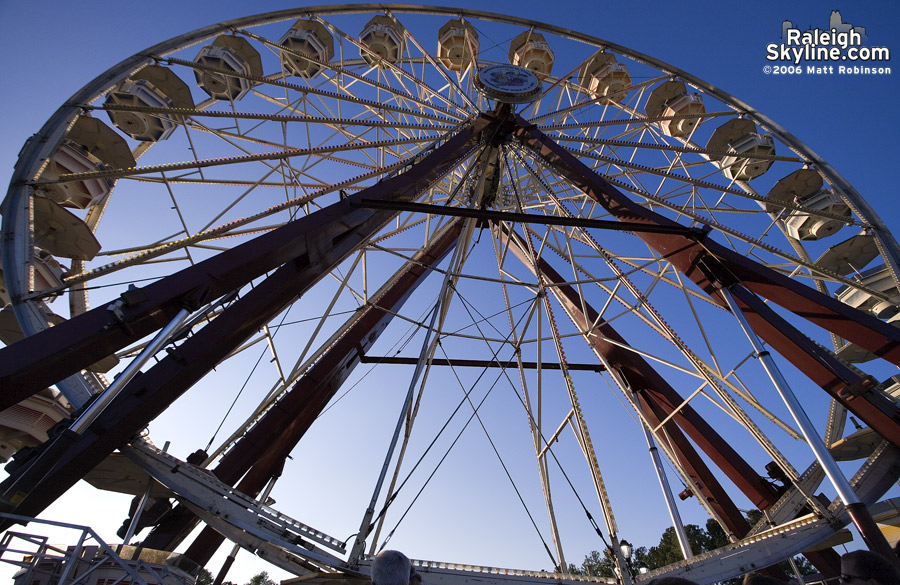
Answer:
196 568 213 585
580 548 615 578
246 572 276 585
642 523 715 569
579 516 817 581
579 545 650 578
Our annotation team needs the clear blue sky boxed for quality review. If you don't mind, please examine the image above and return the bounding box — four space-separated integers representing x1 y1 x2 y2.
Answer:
0 1 898 583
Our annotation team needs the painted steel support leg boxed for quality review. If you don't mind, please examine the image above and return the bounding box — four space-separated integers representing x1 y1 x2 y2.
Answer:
635 392 693 560
513 117 900 446
0 307 193 513
0 116 493 531
718 285 900 567
142 221 465 562
0 114 495 410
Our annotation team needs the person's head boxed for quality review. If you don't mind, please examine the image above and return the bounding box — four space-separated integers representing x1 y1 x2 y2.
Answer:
742 573 786 585
841 550 900 585
371 550 413 585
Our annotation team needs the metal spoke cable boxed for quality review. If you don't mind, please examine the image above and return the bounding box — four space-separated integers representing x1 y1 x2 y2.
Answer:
449 286 615 558
452 275 616 548
203 285 295 453
370 288 559 562
376 342 558 567
368 294 530 506
315 300 436 420
499 358 614 553
506 156 623 545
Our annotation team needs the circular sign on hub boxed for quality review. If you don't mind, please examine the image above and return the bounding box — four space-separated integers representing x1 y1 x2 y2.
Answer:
474 65 541 104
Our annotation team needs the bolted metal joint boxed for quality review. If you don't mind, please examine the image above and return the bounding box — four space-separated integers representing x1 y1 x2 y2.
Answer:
695 254 739 289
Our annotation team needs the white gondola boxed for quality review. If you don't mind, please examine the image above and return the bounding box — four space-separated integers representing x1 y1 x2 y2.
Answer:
707 118 775 181
645 80 705 138
36 141 111 209
279 19 334 78
814 233 879 275
720 133 775 180
194 35 263 101
0 389 69 463
836 264 900 319
437 18 479 72
579 53 630 103
359 15 405 66
783 188 852 241
767 169 850 241
105 65 192 141
508 31 554 80
32 197 101 261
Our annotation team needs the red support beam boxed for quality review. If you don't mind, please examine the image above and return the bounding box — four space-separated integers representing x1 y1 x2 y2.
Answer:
724 284 900 446
145 220 464 560
636 392 752 538
498 226 776 532
514 117 900 360
0 115 495 411
0 114 495 528
513 117 900 446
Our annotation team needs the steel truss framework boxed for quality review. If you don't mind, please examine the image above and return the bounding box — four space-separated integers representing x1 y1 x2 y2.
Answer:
1 6 900 585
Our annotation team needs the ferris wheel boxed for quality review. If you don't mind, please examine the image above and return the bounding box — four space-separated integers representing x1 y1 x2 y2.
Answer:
1 5 900 585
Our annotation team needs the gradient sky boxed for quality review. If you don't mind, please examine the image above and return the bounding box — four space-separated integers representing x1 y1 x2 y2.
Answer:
1 1 898 583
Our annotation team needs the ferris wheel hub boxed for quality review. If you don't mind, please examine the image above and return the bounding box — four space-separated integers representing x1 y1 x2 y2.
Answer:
474 64 541 104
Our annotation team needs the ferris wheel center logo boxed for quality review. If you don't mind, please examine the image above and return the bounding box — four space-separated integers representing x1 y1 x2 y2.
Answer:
474 64 542 104
763 10 891 75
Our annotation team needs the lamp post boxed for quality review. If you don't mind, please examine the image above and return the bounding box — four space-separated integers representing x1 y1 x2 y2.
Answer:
619 540 634 582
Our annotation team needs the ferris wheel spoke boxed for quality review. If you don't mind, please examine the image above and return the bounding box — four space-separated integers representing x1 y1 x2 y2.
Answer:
96 103 453 131
168 47 467 123
527 74 670 124
499 224 758 537
315 18 471 117
395 15 478 111
558 135 807 164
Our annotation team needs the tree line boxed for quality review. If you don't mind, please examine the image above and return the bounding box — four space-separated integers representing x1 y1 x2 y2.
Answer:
572 512 813 582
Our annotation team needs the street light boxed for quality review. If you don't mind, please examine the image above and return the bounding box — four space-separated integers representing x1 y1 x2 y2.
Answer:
615 540 635 585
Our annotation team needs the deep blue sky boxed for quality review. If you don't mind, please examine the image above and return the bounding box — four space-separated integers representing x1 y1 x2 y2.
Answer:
0 1 898 583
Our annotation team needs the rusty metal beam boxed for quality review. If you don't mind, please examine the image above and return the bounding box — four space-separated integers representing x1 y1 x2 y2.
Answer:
141 220 466 563
0 114 495 528
0 116 495 412
513 117 900 446
723 283 900 448
636 392 751 538
513 117 900 360
354 199 705 236
498 226 775 537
